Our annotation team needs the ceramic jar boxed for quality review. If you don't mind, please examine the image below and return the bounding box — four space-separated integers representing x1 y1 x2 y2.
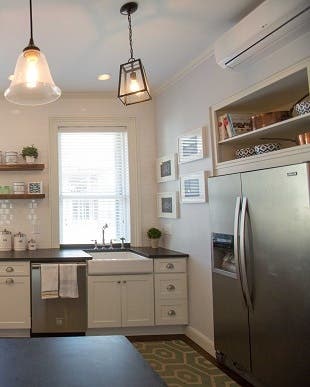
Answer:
13 182 25 194
0 229 12 251
27 239 37 250
14 232 27 251
5 151 18 164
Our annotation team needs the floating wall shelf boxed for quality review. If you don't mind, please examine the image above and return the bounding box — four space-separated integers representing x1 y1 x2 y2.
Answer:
0 164 45 171
0 194 45 199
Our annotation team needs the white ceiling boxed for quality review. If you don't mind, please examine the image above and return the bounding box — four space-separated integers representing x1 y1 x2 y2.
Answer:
0 0 263 94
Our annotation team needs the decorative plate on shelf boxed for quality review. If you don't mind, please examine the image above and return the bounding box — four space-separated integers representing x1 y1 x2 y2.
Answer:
254 143 280 154
28 182 43 194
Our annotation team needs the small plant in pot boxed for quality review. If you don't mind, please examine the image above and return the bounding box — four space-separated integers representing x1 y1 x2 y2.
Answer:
21 145 38 164
147 227 162 249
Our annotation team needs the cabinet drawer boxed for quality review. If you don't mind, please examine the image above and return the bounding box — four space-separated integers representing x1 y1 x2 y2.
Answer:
154 258 187 273
155 299 188 325
0 261 30 276
155 273 187 299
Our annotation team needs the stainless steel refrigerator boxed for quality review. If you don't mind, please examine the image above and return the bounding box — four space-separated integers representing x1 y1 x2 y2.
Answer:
208 162 310 387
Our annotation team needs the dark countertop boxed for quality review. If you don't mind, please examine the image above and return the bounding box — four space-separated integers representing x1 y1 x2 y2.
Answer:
130 246 189 258
0 248 91 262
0 246 188 261
0 336 166 387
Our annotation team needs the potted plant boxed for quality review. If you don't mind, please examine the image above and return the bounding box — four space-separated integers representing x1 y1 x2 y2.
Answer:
21 145 38 164
147 227 162 248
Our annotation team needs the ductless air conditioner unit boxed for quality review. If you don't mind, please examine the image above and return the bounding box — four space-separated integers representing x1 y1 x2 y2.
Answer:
214 0 310 69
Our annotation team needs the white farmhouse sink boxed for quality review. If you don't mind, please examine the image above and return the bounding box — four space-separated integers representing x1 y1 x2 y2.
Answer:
88 251 153 274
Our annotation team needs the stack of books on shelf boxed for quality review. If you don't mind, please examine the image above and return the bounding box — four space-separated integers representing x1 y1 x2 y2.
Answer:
218 113 253 141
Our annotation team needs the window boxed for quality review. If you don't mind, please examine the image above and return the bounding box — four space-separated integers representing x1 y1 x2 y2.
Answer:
58 130 130 244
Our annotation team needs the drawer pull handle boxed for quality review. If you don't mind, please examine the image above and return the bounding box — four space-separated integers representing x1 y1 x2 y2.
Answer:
168 309 176 316
166 284 175 291
5 267 14 273
117 281 121 284
6 278 14 285
123 280 127 284
166 263 174 269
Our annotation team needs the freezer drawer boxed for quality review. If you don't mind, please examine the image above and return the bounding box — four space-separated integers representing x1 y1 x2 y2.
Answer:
212 272 251 372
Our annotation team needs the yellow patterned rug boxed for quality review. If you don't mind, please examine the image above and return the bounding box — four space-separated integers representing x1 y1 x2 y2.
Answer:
133 340 240 387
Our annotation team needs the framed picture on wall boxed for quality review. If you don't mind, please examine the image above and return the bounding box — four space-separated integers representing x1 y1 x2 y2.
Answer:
157 192 179 218
177 127 207 164
156 153 178 183
180 171 208 203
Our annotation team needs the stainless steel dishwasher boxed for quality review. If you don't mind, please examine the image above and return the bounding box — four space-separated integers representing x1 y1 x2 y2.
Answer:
31 263 87 334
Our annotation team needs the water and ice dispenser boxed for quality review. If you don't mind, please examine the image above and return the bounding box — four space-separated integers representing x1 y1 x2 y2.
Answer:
212 233 236 275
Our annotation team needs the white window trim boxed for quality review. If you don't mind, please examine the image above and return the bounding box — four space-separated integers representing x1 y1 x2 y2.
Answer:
49 116 142 247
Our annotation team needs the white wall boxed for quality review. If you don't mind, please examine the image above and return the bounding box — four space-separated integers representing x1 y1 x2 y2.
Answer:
154 32 310 351
0 96 157 247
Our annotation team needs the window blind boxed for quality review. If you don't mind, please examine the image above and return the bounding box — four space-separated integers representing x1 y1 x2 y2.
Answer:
58 130 130 244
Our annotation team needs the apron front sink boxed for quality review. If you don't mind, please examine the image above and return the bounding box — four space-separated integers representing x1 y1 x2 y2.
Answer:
87 251 153 274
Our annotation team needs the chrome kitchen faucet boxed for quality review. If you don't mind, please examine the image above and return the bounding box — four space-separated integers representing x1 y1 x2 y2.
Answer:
102 223 108 248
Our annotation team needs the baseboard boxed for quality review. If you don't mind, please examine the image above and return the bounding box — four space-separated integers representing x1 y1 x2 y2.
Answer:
87 325 187 337
185 326 215 357
0 329 30 338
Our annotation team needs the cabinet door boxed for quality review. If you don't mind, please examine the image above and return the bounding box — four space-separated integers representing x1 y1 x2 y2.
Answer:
121 275 154 327
0 276 30 329
88 276 122 328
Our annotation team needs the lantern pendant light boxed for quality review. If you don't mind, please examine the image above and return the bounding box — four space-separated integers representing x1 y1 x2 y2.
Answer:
118 2 151 106
4 0 61 106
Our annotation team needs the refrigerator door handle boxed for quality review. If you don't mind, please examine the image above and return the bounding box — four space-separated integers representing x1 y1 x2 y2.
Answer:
234 196 247 306
240 196 253 311
234 196 241 274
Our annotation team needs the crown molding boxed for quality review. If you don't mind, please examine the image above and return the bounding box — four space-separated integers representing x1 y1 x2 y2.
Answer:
61 91 117 99
154 47 214 96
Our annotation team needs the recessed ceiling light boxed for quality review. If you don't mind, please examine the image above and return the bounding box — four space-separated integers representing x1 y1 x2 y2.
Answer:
8 75 14 81
97 73 111 81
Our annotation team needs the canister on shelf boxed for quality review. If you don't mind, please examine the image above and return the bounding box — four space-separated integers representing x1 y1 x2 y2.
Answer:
3 186 11 194
14 232 27 251
5 151 18 164
13 182 25 194
0 229 12 251
27 238 37 250
296 132 310 145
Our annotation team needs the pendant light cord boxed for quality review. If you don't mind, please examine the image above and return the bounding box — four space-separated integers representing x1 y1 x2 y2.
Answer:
127 12 135 62
29 0 34 44
24 0 39 51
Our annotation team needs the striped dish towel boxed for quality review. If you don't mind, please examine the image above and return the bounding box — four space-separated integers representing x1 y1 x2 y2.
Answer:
59 264 79 298
41 264 59 299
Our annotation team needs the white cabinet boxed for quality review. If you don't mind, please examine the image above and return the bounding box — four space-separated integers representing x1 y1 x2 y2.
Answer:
0 262 30 329
88 274 154 328
154 258 188 325
88 275 122 328
210 59 310 175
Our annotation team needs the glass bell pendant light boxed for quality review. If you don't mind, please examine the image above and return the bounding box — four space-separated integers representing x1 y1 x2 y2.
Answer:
118 2 151 106
4 0 61 106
